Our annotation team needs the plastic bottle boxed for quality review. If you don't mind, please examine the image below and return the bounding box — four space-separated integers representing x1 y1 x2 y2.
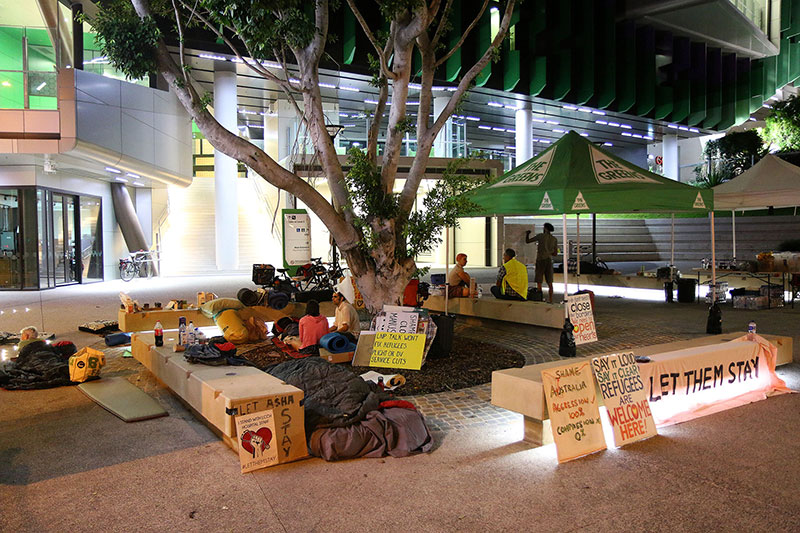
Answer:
194 327 205 344
377 376 385 390
187 321 196 345
178 316 187 346
747 320 757 341
154 321 164 347
477 286 483 298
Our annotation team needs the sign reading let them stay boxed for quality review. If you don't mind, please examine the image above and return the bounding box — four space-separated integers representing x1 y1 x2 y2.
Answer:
369 332 426 370
235 409 279 473
542 361 606 463
592 353 657 447
567 293 598 345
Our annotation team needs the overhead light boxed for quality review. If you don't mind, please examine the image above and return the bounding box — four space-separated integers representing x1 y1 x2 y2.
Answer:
578 107 592 113
465 116 480 121
689 128 699 133
580 133 589 137
133 181 144 186
364 99 379 105
490 6 499 13
115 176 129 182
532 118 545 123
126 172 140 179
507 129 516 134
603 142 613 147
506 146 516 150
339 86 360 92
105 167 121 173
667 124 679 129
592 110 606 116
553 128 566 133
607 122 620 127
407 101 419 106
621 132 632 137
319 82 336 89
487 102 504 108
409 83 422 90
260 61 283 69
339 113 349 117
596 120 608 125
35 82 46 91
478 125 492 130
619 124 632 129
504 104 520 110
545 120 559 125
199 53 227 61
678 126 690 131
563 105 578 111
230 57 244 63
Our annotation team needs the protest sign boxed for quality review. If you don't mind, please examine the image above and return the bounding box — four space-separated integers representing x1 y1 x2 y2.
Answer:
235 409 279 473
542 361 606 463
368 332 426 370
567 293 597 345
592 352 657 447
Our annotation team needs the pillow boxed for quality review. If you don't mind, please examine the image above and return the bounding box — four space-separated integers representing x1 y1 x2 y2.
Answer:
200 298 244 318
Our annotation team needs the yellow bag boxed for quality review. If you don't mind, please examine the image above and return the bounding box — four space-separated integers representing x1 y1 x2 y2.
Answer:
68 347 106 383
216 309 249 344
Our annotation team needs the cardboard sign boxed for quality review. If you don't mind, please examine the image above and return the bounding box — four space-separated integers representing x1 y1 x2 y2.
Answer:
369 332 426 370
567 293 598 345
235 409 279 473
376 310 419 333
542 361 606 463
282 209 311 267
592 353 657 447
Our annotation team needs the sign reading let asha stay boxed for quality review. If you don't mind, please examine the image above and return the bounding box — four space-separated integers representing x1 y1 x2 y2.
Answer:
369 332 426 370
542 361 606 463
592 353 657 447
567 293 598 345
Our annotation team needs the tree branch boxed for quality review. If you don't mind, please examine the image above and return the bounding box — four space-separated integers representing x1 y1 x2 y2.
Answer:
170 0 188 86
435 0 490 68
345 0 396 80
399 0 516 216
430 0 454 51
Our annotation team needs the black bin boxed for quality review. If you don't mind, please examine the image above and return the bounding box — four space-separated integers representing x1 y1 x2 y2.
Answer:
428 314 455 358
676 278 697 303
252 264 275 286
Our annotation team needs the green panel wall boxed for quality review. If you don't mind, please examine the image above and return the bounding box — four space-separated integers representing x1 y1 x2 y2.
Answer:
749 60 764 114
475 8 492 87
688 42 707 126
343 8 356 65
702 48 722 129
593 0 616 109
635 26 655 116
445 0 462 82
571 1 594 105
615 21 636 113
735 58 751 125
718 53 737 130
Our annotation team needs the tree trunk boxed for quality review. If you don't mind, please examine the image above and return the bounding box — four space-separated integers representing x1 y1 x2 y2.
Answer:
342 245 417 314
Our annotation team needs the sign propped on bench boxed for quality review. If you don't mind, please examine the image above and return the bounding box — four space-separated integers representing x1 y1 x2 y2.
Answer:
542 361 606 463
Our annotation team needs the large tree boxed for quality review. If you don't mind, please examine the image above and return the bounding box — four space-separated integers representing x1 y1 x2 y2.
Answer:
93 0 516 311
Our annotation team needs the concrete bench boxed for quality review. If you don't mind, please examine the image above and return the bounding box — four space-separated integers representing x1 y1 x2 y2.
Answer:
423 295 564 329
491 333 793 446
130 333 308 465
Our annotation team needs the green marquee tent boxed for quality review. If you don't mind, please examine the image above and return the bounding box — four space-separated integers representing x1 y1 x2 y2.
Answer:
465 131 713 215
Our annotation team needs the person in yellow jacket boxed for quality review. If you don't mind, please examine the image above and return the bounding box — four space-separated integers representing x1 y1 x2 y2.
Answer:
490 248 528 301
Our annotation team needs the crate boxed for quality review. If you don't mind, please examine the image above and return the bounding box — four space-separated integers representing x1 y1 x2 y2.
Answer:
760 284 784 298
705 282 729 304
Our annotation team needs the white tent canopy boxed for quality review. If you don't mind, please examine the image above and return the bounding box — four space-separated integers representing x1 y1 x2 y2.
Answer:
713 154 800 210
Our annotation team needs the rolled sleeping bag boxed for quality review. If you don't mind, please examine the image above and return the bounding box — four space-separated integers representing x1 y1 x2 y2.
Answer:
104 331 131 346
268 290 290 310
319 332 350 353
215 308 249 344
237 288 260 307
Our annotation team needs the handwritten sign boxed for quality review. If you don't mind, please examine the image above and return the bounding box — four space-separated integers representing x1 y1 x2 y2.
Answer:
567 293 597 345
592 353 657 447
369 332 426 370
235 410 279 473
376 310 419 333
541 361 606 463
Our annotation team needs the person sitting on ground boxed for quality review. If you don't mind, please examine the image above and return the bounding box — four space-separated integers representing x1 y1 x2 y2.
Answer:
330 291 360 343
286 300 330 356
18 326 42 352
490 248 528 301
447 253 473 297
525 223 558 303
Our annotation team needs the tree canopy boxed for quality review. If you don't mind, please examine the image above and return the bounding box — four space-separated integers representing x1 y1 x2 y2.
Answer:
91 0 517 311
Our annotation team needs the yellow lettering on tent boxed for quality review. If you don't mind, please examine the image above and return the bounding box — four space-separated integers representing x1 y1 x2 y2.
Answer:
490 148 555 188
590 146 659 184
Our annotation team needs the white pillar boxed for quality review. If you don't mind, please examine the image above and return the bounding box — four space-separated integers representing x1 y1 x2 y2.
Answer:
515 102 533 164
663 134 679 181
134 188 152 248
213 66 239 271
433 96 451 157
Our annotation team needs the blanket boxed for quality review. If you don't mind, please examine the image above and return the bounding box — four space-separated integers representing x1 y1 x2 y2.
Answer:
0 340 78 390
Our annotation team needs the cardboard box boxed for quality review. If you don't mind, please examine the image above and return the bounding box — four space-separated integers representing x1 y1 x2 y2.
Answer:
319 348 354 364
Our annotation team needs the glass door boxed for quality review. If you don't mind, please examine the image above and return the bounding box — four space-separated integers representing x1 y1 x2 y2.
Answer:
52 193 78 285
79 195 103 282
0 189 20 289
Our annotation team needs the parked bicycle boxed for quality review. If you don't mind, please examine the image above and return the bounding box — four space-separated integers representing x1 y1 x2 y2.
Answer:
119 250 158 281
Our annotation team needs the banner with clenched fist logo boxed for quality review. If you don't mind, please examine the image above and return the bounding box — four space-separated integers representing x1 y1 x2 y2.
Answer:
235 409 279 473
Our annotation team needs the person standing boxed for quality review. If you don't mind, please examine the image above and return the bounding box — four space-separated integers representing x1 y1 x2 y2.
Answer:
491 248 528 301
330 291 361 343
447 253 472 297
526 223 558 303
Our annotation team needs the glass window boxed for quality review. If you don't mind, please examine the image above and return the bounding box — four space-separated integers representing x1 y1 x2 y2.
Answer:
79 195 103 282
0 189 20 289
20 188 38 288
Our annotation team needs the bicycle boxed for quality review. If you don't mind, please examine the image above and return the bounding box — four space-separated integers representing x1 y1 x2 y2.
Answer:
119 250 158 282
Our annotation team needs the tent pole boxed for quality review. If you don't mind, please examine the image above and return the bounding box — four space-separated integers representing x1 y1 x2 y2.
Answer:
670 214 675 266
576 214 581 290
592 214 596 263
562 213 569 318
711 212 717 304
731 210 736 262
445 226 450 311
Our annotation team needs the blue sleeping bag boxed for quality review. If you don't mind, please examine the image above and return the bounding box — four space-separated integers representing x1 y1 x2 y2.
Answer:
319 333 355 353
268 290 290 310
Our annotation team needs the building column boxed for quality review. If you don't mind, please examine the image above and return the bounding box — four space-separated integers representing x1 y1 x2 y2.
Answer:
515 102 533 165
71 3 83 70
213 65 239 270
663 134 679 181
433 96 451 157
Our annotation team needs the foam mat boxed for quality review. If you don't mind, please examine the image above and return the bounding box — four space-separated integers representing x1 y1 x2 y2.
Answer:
78 377 168 422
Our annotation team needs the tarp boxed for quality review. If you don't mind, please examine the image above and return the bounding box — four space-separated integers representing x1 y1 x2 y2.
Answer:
464 131 713 215
712 154 800 210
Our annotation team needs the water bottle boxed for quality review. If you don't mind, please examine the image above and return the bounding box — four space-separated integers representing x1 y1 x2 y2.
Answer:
195 327 205 344
747 320 756 341
477 286 483 298
178 317 187 346
154 321 164 347
187 321 196 345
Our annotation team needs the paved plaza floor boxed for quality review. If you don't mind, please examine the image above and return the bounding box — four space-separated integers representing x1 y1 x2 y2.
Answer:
1 275 799 532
